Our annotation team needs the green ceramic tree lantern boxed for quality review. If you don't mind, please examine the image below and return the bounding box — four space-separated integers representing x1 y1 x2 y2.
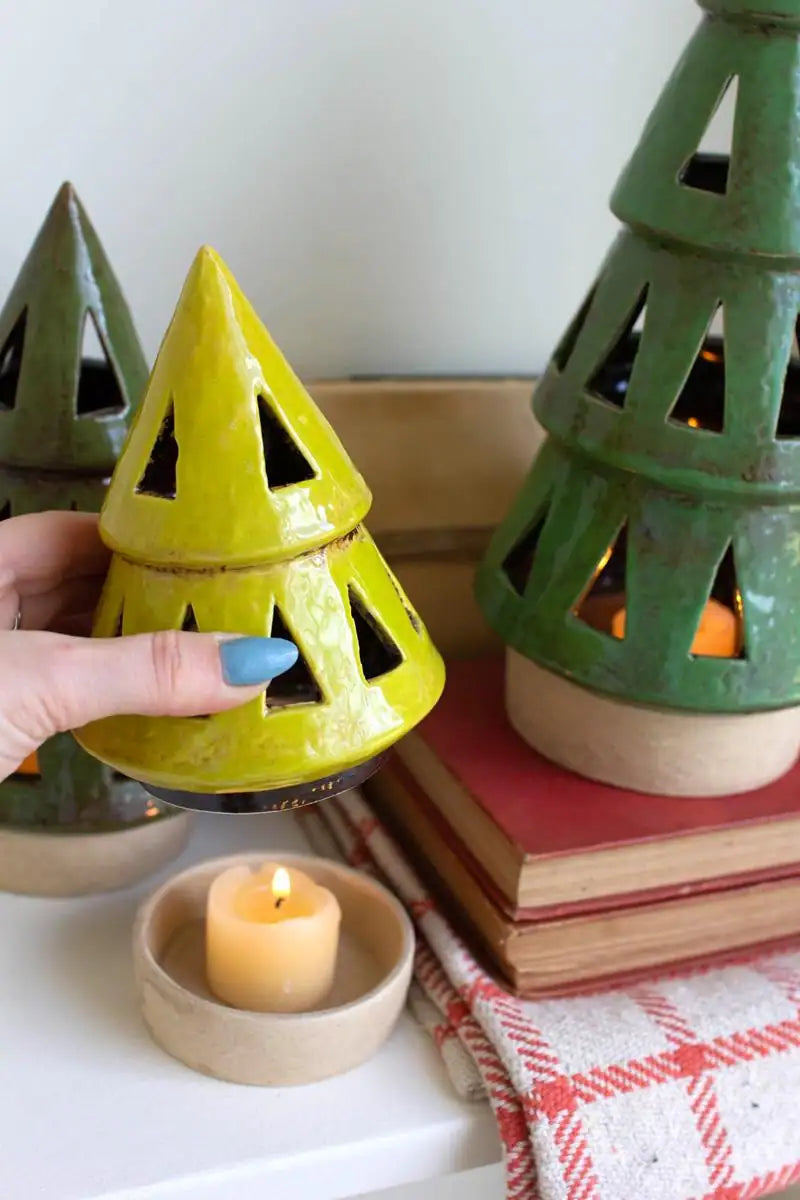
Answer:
476 0 800 798
0 183 190 895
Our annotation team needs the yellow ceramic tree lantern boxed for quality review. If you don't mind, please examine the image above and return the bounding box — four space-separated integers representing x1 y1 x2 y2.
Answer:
75 247 445 813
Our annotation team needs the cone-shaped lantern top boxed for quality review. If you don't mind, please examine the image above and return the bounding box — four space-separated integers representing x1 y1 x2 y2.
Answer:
612 2 800 257
700 0 800 18
100 246 371 568
0 182 147 472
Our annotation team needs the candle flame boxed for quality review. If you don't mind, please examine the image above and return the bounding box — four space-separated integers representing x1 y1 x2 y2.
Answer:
272 867 291 902
687 416 700 428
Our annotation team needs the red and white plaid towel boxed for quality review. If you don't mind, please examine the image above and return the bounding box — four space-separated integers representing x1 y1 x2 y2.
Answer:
299 790 800 1200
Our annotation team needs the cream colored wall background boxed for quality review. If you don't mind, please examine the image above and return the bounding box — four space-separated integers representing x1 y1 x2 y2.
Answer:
0 0 710 378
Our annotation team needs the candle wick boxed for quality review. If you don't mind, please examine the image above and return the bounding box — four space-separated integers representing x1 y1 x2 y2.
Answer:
275 896 284 910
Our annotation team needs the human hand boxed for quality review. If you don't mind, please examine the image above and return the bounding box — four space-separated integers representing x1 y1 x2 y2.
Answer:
0 511 298 782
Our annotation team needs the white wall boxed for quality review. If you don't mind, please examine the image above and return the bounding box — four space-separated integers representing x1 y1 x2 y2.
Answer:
0 0 704 377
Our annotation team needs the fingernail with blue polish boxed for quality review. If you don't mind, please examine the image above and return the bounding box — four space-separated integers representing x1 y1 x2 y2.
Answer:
219 637 299 686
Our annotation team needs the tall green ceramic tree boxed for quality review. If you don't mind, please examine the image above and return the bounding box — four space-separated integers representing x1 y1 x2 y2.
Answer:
477 0 800 718
0 183 177 842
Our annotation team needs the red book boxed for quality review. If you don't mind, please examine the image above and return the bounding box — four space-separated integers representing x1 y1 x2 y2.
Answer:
367 757 800 996
390 657 800 916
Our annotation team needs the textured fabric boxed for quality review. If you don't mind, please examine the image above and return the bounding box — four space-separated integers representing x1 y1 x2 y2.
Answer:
406 977 488 1105
300 792 800 1200
300 804 487 1103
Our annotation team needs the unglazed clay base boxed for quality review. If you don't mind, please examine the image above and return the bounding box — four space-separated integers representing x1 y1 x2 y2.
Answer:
0 812 191 897
134 852 414 1086
506 650 800 797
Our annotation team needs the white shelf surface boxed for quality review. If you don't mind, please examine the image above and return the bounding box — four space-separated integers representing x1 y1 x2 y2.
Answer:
0 811 499 1200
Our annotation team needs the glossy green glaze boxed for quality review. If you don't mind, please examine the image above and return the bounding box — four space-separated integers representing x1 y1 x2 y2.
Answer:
476 3 800 713
0 182 147 473
0 473 108 516
699 1 800 23
0 735 161 831
612 16 800 259
0 182 173 833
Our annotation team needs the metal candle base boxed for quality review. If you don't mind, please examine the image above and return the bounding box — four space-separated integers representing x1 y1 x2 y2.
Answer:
138 754 388 815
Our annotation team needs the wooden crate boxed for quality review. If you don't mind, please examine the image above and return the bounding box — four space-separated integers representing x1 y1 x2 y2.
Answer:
309 377 542 658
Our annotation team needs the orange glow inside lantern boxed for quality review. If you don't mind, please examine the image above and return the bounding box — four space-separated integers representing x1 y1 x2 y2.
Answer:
15 751 40 776
611 597 741 658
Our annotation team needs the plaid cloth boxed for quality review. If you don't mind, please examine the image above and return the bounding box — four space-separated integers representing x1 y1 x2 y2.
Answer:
301 798 487 1105
299 790 800 1200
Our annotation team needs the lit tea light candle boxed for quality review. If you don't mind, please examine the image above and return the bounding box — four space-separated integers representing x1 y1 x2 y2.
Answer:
206 861 341 1013
611 597 739 658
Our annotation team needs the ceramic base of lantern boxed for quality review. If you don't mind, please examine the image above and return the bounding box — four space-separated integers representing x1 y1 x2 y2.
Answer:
0 810 191 897
133 852 414 1087
505 650 800 798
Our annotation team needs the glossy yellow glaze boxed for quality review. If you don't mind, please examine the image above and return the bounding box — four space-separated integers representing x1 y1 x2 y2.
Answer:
76 246 445 792
100 246 372 568
75 528 444 791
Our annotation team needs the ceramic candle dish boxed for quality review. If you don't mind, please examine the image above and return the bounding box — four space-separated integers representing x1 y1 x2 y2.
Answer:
133 853 414 1086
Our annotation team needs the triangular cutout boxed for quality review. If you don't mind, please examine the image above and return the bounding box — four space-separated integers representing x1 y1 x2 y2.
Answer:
0 309 27 412
502 506 550 597
176 606 211 718
776 313 800 438
348 586 403 681
81 308 105 359
386 569 422 634
181 604 199 632
12 750 40 778
553 286 597 373
577 525 628 635
678 77 737 195
693 543 744 659
135 402 179 499
265 605 323 708
257 395 316 490
0 501 11 521
667 305 725 433
587 287 648 409
76 310 127 418
178 604 210 717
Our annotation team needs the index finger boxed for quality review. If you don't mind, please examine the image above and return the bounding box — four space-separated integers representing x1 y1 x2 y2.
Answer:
0 512 110 597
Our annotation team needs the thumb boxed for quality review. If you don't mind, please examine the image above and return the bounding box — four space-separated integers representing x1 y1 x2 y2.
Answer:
0 630 299 750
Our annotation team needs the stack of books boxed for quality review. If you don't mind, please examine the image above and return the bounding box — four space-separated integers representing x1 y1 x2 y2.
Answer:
364 657 800 997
